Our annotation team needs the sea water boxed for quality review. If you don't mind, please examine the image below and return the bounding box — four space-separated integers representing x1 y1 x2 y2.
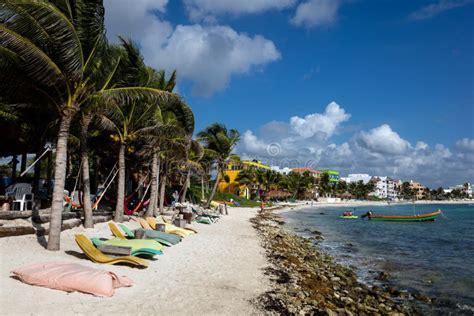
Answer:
282 203 474 314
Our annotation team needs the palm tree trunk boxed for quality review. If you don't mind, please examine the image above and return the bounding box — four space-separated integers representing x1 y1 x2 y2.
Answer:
201 175 205 201
33 148 41 194
20 152 27 173
46 150 53 197
180 170 191 203
114 143 126 222
146 149 159 217
11 155 18 181
159 170 167 214
205 166 220 208
47 112 74 251
80 115 93 228
153 157 160 216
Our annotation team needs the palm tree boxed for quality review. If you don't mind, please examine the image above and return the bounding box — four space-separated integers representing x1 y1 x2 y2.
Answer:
0 1 177 249
235 168 257 198
100 96 171 222
179 139 203 203
197 123 240 208
78 38 148 228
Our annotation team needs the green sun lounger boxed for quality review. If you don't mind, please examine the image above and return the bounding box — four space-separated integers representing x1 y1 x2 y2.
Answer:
195 217 212 224
119 224 181 246
91 237 163 257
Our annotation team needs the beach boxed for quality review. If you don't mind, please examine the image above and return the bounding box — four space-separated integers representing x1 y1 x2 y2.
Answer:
0 207 268 315
1 201 472 315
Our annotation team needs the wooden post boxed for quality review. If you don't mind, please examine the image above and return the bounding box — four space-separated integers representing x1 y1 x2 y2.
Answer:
173 218 187 228
20 152 27 173
183 212 192 224
155 223 166 232
135 229 145 239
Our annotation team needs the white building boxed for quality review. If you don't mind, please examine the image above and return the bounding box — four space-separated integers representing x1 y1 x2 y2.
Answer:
373 176 399 200
447 183 472 198
343 174 372 184
271 166 291 175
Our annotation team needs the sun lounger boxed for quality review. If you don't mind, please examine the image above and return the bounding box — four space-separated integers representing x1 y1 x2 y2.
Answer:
108 222 127 239
146 217 195 237
108 222 174 247
90 237 162 257
118 223 178 246
74 234 148 267
138 217 189 239
158 215 199 233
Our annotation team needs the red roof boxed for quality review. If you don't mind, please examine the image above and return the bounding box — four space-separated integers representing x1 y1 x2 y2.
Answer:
291 168 321 174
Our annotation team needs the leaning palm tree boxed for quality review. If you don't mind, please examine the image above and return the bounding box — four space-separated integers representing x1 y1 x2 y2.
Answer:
140 110 187 217
197 123 240 208
141 69 194 216
100 99 167 222
77 39 146 228
0 1 176 250
179 139 204 203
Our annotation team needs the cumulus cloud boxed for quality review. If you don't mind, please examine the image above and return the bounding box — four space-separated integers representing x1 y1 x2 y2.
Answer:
104 0 281 96
290 0 341 28
236 103 473 187
237 101 350 168
356 124 410 155
409 0 473 20
183 0 297 21
290 102 350 139
456 138 474 152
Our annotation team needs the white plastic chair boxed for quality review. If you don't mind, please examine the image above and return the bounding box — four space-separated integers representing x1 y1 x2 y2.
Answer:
6 183 34 211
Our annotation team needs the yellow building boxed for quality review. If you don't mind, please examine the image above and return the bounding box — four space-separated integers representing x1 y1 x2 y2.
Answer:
218 160 271 198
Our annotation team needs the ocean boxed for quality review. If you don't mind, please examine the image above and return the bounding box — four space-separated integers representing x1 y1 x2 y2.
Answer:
281 203 474 314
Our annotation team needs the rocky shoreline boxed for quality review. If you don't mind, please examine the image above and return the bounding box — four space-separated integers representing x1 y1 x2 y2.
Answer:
251 207 428 315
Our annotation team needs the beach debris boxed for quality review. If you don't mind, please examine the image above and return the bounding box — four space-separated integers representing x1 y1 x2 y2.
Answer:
251 208 428 315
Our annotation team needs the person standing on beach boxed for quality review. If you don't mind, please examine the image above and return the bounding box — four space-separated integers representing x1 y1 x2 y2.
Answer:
172 190 179 207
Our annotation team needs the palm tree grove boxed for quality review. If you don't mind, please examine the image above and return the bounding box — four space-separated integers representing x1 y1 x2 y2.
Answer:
1 1 472 314
0 0 356 251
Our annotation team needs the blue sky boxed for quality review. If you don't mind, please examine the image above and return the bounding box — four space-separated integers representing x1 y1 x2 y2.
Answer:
104 0 474 187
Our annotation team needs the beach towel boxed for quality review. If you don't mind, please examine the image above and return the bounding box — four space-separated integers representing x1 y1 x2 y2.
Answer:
11 262 133 297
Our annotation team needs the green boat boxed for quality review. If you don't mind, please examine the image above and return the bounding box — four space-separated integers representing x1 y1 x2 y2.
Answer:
367 210 442 222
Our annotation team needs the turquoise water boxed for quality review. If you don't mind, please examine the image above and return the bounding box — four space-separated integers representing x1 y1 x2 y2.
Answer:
282 203 474 314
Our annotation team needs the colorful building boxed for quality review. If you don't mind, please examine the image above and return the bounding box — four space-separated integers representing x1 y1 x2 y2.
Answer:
291 167 321 178
409 180 427 200
218 160 271 198
319 169 340 184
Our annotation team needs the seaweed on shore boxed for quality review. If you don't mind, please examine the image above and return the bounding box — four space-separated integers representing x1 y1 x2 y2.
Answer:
251 208 424 315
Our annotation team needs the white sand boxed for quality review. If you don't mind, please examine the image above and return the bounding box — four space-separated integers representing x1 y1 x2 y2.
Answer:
0 207 268 315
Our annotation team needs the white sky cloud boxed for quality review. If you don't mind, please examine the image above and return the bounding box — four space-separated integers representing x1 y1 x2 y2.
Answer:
356 124 410 155
290 101 350 139
290 0 341 28
236 102 474 187
104 0 281 96
409 0 473 20
456 138 474 152
183 0 297 21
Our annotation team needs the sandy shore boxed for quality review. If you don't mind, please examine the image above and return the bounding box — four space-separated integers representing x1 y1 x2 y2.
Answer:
0 207 268 315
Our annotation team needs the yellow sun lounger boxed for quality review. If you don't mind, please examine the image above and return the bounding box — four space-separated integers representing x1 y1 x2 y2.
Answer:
138 217 153 230
108 222 127 239
74 234 148 268
146 217 195 238
159 215 198 234
137 217 187 238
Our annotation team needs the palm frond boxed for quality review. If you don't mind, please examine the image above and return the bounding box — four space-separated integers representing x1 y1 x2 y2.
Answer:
95 87 179 108
0 24 65 87
7 0 84 78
